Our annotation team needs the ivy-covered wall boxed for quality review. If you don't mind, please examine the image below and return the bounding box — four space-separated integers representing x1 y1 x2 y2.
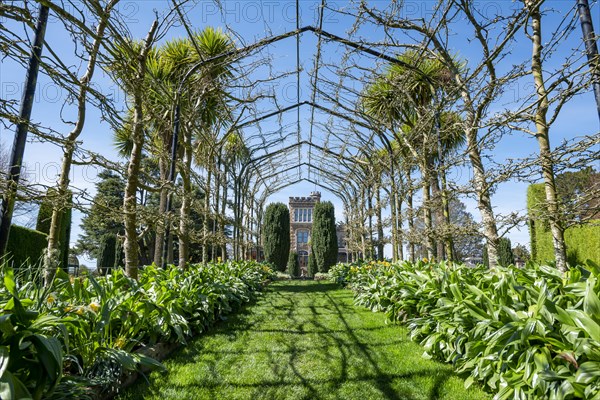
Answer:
527 183 600 265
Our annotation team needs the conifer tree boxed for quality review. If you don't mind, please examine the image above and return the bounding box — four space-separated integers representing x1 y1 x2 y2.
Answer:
262 203 290 271
312 201 338 273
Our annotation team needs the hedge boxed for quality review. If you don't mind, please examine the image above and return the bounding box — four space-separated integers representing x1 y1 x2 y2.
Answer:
36 189 72 269
5 225 47 269
311 201 338 273
262 203 290 271
527 183 600 265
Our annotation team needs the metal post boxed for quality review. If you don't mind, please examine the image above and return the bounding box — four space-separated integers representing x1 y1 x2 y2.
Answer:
0 4 49 255
577 0 600 122
162 103 181 267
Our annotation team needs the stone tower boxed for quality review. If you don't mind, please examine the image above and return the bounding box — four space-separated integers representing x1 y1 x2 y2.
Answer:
289 192 321 274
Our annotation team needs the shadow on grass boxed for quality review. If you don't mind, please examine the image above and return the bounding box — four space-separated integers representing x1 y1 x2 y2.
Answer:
270 281 340 293
120 281 479 400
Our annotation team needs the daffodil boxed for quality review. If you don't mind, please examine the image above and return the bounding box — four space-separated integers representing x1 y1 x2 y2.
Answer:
47 294 56 304
89 302 100 313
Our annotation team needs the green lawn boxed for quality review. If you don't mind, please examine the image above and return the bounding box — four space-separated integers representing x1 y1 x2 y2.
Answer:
119 280 490 400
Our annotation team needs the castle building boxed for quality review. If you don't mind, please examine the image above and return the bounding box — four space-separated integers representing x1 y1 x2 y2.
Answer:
288 192 351 275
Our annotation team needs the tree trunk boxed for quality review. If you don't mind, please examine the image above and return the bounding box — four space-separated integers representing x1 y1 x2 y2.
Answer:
221 166 228 260
202 168 211 263
178 138 193 268
529 2 567 271
123 21 157 280
466 124 500 268
440 168 454 261
421 164 435 259
375 186 384 261
395 189 404 261
153 156 168 265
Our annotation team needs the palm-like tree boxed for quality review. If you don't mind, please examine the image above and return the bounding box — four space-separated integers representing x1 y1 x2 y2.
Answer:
363 50 462 260
113 28 235 268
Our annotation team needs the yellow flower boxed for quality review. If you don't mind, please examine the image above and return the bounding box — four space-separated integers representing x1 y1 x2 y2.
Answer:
64 306 72 312
75 307 84 316
89 302 100 313
423 258 428 263
115 337 127 349
47 294 55 304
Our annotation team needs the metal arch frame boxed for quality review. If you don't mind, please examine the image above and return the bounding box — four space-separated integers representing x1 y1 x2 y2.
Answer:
163 24 427 265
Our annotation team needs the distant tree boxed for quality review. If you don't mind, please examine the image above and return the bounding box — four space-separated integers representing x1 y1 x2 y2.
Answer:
449 199 484 262
498 238 515 267
75 170 125 259
97 234 117 275
287 251 300 278
483 237 514 267
262 203 290 271
512 244 531 263
312 201 338 273
555 167 599 222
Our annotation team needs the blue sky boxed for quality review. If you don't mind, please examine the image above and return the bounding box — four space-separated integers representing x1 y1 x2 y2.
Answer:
1 0 599 264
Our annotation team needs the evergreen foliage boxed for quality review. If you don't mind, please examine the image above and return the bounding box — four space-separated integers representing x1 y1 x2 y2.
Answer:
35 194 53 234
114 237 124 269
528 182 600 265
36 189 73 269
307 249 317 278
5 225 47 269
97 234 117 275
287 251 300 277
497 237 515 267
311 201 338 273
262 203 290 271
76 170 125 259
483 237 514 267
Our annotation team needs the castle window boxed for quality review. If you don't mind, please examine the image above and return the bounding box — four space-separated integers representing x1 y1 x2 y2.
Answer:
294 208 312 222
297 230 309 243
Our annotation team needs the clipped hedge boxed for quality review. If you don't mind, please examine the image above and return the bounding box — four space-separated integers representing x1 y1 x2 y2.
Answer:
528 183 600 265
5 225 47 268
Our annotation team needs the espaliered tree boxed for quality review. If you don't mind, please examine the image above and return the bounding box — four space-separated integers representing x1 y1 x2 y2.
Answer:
312 201 338 273
262 203 290 271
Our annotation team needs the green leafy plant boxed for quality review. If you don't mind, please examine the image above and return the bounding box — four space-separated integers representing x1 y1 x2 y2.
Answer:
333 260 600 399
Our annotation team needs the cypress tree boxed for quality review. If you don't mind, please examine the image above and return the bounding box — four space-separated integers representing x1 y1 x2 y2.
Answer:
287 251 300 277
498 237 515 267
114 236 125 270
311 201 338 273
97 234 117 275
307 249 317 278
262 202 290 271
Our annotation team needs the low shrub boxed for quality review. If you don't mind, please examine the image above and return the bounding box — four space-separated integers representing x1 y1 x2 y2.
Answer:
332 260 600 399
0 260 276 399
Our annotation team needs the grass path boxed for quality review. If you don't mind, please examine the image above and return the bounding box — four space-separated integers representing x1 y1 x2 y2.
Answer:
120 281 490 400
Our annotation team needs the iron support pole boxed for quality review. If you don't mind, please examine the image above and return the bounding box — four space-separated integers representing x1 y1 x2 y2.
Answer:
0 4 49 255
162 103 180 267
577 0 600 122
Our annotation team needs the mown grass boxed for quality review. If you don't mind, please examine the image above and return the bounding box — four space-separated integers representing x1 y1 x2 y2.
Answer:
119 280 490 400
